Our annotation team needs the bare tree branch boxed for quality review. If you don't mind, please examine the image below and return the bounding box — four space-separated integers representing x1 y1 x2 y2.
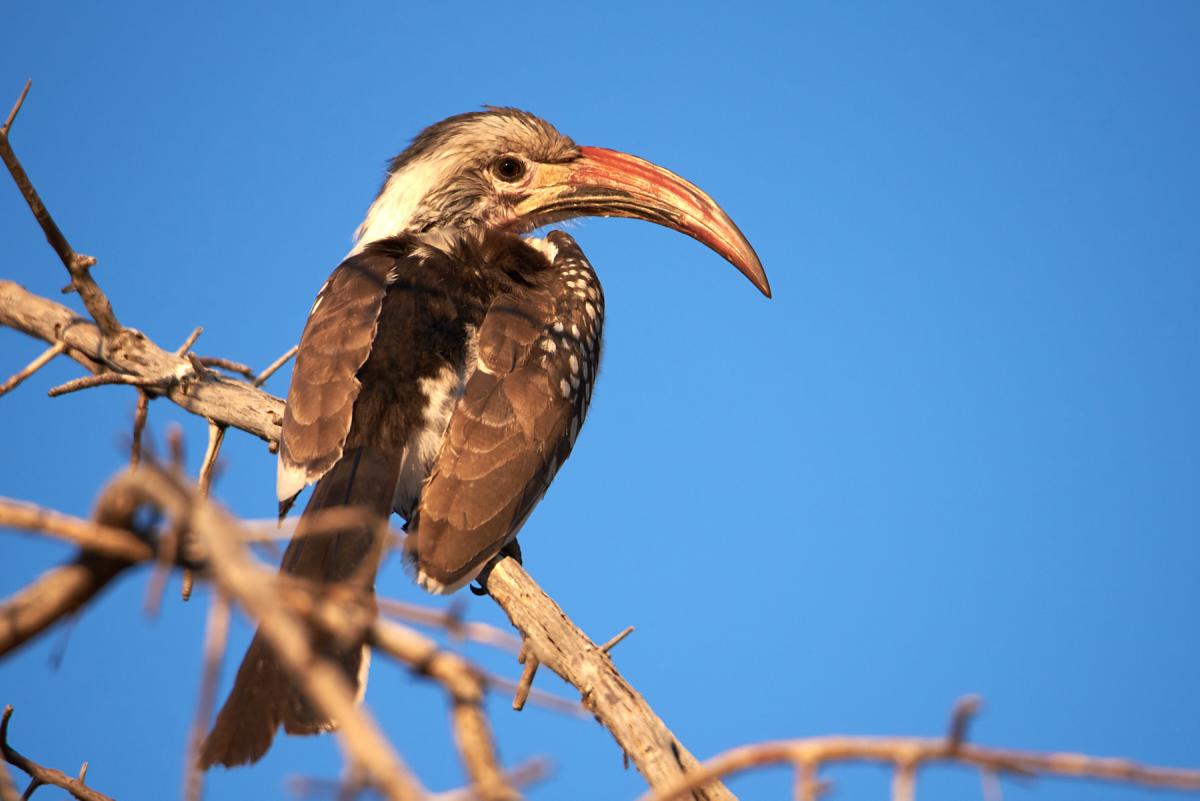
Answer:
0 465 575 799
480 670 584 718
638 701 1200 801
0 553 131 657
510 644 539 713
0 498 151 561
370 619 516 800
376 598 521 654
47 369 181 397
196 356 256 380
484 559 734 801
1 706 114 801
130 390 149 467
0 80 32 137
254 344 298 387
0 341 63 398
104 466 430 801
174 326 204 357
600 625 635 654
0 84 118 337
183 593 230 801
0 281 285 444
0 759 17 801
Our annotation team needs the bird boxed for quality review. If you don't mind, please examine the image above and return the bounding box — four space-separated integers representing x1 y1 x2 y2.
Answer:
199 108 769 768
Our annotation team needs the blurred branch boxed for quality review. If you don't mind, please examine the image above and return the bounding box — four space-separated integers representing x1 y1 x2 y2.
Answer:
0 553 132 657
105 464 430 801
183 593 230 801
0 759 17 801
0 498 151 561
376 598 521 654
58 460 533 801
370 619 514 800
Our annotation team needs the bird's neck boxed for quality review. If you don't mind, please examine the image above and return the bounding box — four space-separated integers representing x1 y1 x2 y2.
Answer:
350 156 459 255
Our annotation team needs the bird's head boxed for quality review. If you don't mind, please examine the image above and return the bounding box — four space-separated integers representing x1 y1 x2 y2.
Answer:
354 108 769 296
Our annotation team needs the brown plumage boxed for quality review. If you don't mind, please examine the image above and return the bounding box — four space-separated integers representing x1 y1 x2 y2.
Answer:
413 231 603 587
200 109 766 769
199 446 394 766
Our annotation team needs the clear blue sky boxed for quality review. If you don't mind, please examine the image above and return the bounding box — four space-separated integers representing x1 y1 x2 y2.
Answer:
2 2 1198 799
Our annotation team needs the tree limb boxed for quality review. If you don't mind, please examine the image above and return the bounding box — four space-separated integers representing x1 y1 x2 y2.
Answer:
638 703 1200 801
0 84 118 337
0 341 63 398
0 552 131 657
0 498 152 561
484 559 733 801
107 466 431 801
1 706 115 801
183 593 230 801
0 280 285 445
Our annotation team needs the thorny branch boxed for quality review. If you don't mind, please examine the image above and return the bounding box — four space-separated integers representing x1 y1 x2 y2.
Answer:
1 706 114 801
0 280 286 442
0 341 62 398
484 560 731 800
639 696 1200 801
0 81 118 337
254 344 299 387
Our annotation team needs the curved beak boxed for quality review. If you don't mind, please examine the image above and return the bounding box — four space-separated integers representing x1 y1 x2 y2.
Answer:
514 146 770 298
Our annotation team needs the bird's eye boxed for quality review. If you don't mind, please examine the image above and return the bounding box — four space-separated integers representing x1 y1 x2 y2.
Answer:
493 156 526 182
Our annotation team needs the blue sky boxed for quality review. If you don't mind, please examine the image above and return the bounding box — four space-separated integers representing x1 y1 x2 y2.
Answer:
2 2 1198 799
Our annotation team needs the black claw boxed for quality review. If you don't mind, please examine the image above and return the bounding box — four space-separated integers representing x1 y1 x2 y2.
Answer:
501 538 523 564
468 539 523 596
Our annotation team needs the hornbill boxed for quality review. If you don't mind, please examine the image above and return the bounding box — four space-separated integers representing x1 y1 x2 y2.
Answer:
200 109 769 768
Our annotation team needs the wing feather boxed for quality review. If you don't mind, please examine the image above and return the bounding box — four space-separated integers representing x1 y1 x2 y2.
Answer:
411 233 601 591
277 251 397 503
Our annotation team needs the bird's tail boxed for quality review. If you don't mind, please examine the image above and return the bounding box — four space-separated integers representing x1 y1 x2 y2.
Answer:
199 446 399 769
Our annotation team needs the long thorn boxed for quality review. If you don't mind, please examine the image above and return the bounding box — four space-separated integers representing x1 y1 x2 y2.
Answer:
1 80 32 137
0 342 64 398
254 344 298 387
